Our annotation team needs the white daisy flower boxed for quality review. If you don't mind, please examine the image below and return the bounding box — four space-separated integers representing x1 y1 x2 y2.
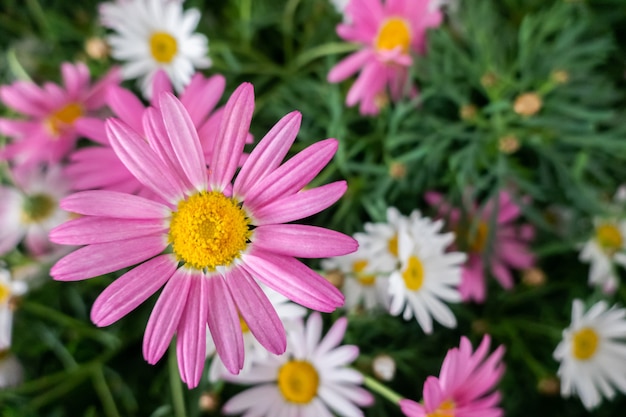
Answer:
0 350 23 388
99 0 211 98
553 299 626 410
0 267 28 350
0 165 72 258
207 284 307 382
388 211 466 334
578 218 626 293
322 235 390 312
360 207 410 273
222 312 374 417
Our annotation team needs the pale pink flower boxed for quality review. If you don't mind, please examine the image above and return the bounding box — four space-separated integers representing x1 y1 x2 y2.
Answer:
400 335 506 417
426 191 535 303
65 70 228 197
222 313 374 417
327 0 442 115
0 165 73 257
0 62 120 168
49 83 354 388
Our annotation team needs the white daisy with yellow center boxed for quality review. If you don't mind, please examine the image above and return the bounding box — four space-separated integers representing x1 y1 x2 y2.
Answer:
222 313 374 417
579 218 626 293
322 234 390 311
553 299 626 410
0 268 28 350
100 0 211 98
387 211 466 334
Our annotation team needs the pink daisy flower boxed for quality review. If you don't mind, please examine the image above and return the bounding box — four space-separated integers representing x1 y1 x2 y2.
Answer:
65 70 229 197
0 62 120 168
400 335 506 417
49 83 354 388
426 190 535 303
327 0 442 115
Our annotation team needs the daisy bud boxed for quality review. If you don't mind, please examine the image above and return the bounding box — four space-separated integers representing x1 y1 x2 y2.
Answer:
198 391 220 412
85 37 110 60
537 376 560 396
522 267 546 287
459 104 477 121
372 353 396 381
498 135 520 154
551 69 569 84
325 270 345 289
471 319 490 335
480 72 498 88
389 162 407 179
513 92 543 116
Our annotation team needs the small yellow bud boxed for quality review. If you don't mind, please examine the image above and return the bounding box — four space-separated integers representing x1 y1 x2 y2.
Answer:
459 104 478 121
537 376 560 396
498 135 520 154
198 391 220 412
522 267 546 287
471 319 490 335
551 70 569 84
389 162 407 179
480 72 498 88
513 92 543 116
325 270 345 289
85 37 110 60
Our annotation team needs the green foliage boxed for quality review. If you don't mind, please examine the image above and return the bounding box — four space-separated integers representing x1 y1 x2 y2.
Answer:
1 0 626 416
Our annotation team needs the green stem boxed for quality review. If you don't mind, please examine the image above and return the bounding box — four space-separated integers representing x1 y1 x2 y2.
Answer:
169 345 187 417
92 366 121 417
363 375 404 405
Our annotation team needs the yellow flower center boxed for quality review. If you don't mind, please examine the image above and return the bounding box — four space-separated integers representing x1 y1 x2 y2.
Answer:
0 283 10 304
427 400 456 417
375 18 412 54
353 260 376 286
595 224 622 254
46 103 83 136
277 360 319 404
572 327 599 360
239 314 250 334
402 255 424 291
468 222 488 253
168 191 251 271
150 32 178 63
21 193 56 224
388 234 399 257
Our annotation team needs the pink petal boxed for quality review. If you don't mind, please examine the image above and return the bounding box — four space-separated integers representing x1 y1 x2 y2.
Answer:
180 73 225 127
251 181 347 225
159 92 207 191
225 267 286 355
50 235 167 281
490 261 514 289
60 190 169 218
84 66 121 109
50 217 167 245
422 376 444 411
149 70 172 108
241 249 344 312
206 274 244 374
106 118 186 203
106 85 146 134
91 254 177 326
143 268 192 364
399 399 426 417
209 83 255 191
243 139 338 209
498 240 535 269
233 111 301 198
176 275 209 387
460 255 486 303
315 316 348 357
327 49 372 83
74 117 108 145
0 82 48 117
252 224 357 258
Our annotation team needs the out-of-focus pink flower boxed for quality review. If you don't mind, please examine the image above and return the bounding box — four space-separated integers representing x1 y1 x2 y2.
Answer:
400 335 505 417
426 190 535 303
327 0 442 115
0 62 120 168
65 70 229 198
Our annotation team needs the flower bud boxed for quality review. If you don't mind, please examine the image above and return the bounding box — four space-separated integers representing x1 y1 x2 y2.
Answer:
513 92 542 116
